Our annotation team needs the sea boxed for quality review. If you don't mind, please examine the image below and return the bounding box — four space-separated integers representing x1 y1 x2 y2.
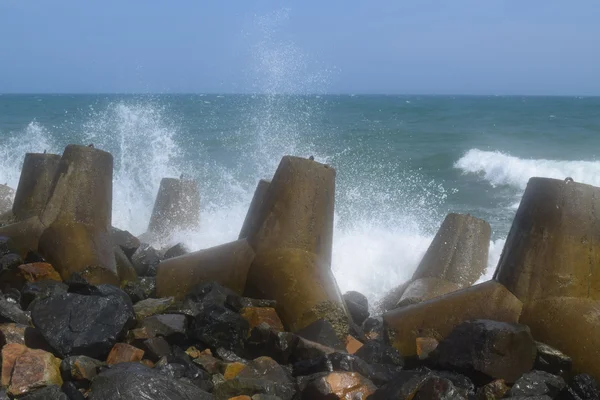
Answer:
1 93 599 305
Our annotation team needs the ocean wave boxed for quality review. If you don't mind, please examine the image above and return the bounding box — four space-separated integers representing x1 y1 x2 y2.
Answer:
455 149 600 189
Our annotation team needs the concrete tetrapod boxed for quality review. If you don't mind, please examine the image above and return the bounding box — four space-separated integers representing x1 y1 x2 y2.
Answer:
384 280 523 357
147 177 200 241
520 296 600 380
12 153 61 221
0 184 14 216
156 239 254 300
0 216 45 257
238 179 270 240
37 145 117 285
495 177 600 303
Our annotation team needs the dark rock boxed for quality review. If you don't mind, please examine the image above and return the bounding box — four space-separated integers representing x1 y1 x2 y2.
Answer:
300 371 376 399
3 288 21 304
413 375 466 400
144 337 172 361
213 376 294 400
362 316 385 342
0 236 17 257
215 347 247 363
557 374 600 400
16 386 68 400
343 291 370 326
193 353 222 375
163 242 189 260
31 289 135 358
295 319 345 351
60 355 105 383
24 251 45 264
21 280 68 310
191 304 249 353
142 314 188 339
62 381 86 400
368 369 440 399
156 348 214 393
292 336 336 362
535 341 572 376
131 244 160 277
0 323 52 351
236 356 295 399
476 379 510 400
430 319 536 384
226 294 277 312
433 370 475 398
252 395 282 400
123 277 156 303
348 319 367 342
0 296 30 325
87 362 213 400
245 324 298 364
0 390 7 400
111 227 140 259
183 281 240 316
354 339 404 366
0 253 22 272
69 284 135 316
508 370 565 398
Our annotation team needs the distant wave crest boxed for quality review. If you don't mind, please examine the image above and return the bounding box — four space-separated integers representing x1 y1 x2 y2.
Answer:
455 148 600 189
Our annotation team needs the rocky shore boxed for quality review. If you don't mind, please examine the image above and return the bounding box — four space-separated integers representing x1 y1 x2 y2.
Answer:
0 144 598 399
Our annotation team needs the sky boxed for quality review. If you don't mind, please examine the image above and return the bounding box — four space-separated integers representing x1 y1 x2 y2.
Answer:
0 1 599 95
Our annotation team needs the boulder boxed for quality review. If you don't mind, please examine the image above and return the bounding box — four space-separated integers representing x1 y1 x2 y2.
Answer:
0 323 51 351
431 319 536 383
60 355 105 383
535 341 572 376
30 288 135 358
245 324 298 364
38 145 117 285
20 280 68 310
61 382 85 400
495 177 600 302
476 379 510 400
301 372 376 399
241 307 284 334
131 244 161 277
156 240 254 300
295 319 345 351
142 337 172 361
141 314 187 340
110 227 140 259
114 246 137 284
362 317 385 342
163 242 189 260
384 280 523 356
17 262 62 283
239 179 271 240
354 340 404 367
0 296 31 325
369 370 467 400
2 343 28 387
191 304 249 353
345 336 363 354
0 253 23 272
106 343 145 365
87 362 213 400
4 346 62 397
508 370 566 398
123 276 156 303
343 291 369 326
558 374 600 400
133 297 175 320
16 386 68 400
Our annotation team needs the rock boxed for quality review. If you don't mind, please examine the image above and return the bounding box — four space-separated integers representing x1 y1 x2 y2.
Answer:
535 341 572 376
362 317 385 342
133 296 175 320
110 227 140 259
240 307 284 335
60 355 105 383
0 218 45 259
143 337 172 361
416 337 438 360
31 289 135 358
123 276 156 303
508 370 566 398
192 304 249 353
226 295 277 313
354 340 404 367
114 245 137 284
184 281 240 312
106 343 145 365
476 379 510 400
368 370 447 399
156 240 254 300
0 323 51 351
17 386 68 400
245 324 299 364
131 244 161 277
0 236 17 257
295 319 345 351
431 319 536 384
163 242 189 260
384 281 523 357
20 280 68 310
193 353 222 375
0 296 30 325
301 371 376 399
155 348 213 392
61 381 85 400
345 336 363 354
2 343 28 387
0 185 13 215
5 346 62 397
17 262 62 283
0 253 22 272
557 374 600 400
343 291 369 326
224 362 247 380
141 314 188 340
216 347 248 364
184 345 204 359
87 362 213 400
239 179 271 240
412 375 466 400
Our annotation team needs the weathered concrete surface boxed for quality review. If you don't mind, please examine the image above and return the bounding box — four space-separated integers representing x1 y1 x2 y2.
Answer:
38 145 117 285
238 179 270 240
495 178 600 303
156 239 254 300
0 184 14 216
520 296 600 380
384 280 523 357
147 177 200 239
245 248 347 336
413 213 490 287
375 281 410 313
114 246 137 285
12 153 61 221
396 277 462 308
0 216 44 257
245 156 336 267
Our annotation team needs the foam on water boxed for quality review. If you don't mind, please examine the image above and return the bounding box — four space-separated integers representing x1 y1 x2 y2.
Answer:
456 148 600 189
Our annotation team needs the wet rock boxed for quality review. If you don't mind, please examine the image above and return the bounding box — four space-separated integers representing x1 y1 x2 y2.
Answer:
213 376 295 400
412 375 466 400
476 379 510 400
535 341 572 376
31 289 135 358
216 347 248 363
295 319 345 351
345 335 363 354
354 340 404 366
245 324 298 364
293 352 372 378
18 262 62 283
17 386 68 400
155 349 214 392
226 295 277 312
0 296 30 325
416 337 439 360
343 291 369 326
557 374 600 400
192 304 249 353
141 314 188 340
241 307 284 334
5 346 63 397
60 355 105 383
123 276 156 303
508 370 565 398
301 371 376 399
133 296 175 320
106 343 145 365
61 381 85 400
0 253 23 272
292 336 336 362
131 244 161 277
362 317 385 342
20 280 68 310
2 343 28 387
430 319 536 383
87 362 213 400
184 281 240 315
143 337 172 361
163 242 189 260
111 227 140 259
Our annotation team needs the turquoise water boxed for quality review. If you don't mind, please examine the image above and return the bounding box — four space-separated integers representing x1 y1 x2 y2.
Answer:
1 94 599 301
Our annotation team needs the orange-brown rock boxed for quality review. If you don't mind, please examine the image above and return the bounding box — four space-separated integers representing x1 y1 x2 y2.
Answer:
384 281 523 356
140 359 155 368
185 346 203 359
2 343 28 387
6 346 62 397
223 362 246 380
416 337 439 360
106 343 145 365
240 307 284 334
303 371 376 399
228 396 251 400
17 262 62 283
345 335 363 354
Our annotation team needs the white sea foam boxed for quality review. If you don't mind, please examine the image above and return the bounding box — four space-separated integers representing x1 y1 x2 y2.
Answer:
455 148 600 189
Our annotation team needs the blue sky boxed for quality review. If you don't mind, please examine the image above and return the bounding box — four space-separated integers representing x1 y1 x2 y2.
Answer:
1 1 598 95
